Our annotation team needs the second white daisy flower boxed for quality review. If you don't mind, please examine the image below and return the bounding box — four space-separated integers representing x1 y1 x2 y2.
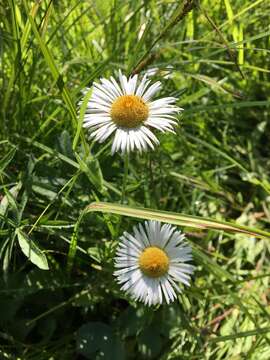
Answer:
114 221 194 306
83 70 182 154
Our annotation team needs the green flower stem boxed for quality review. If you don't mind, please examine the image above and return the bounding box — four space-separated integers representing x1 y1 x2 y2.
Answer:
121 153 129 204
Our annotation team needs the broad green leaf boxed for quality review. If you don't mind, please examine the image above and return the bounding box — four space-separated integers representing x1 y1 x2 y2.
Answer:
16 229 49 270
76 322 125 360
0 183 21 217
138 326 163 358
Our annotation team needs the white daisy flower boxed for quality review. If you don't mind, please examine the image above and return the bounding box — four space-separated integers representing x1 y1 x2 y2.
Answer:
114 221 194 306
82 70 182 154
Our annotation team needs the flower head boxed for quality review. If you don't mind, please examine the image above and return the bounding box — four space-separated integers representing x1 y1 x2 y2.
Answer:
83 70 182 154
114 221 194 306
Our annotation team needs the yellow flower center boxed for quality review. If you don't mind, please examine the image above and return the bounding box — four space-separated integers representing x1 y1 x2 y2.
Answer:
110 95 149 128
139 246 169 278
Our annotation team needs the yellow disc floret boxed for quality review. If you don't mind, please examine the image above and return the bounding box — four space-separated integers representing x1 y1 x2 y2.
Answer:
139 246 169 278
110 95 149 128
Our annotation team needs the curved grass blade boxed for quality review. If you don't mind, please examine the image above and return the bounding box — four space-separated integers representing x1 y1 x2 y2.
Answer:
86 202 270 240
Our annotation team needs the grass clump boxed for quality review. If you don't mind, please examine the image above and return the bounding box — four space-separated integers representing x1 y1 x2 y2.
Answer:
0 1 270 359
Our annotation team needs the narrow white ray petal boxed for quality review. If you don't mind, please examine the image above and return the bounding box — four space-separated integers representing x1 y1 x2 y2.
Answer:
87 101 111 112
147 116 177 126
149 113 179 120
133 226 148 249
115 256 138 263
148 97 179 108
120 130 127 153
145 122 176 133
114 265 139 276
114 259 138 268
93 82 117 102
84 113 111 120
83 118 111 128
100 78 122 99
127 74 138 95
116 249 139 258
167 231 186 246
96 124 117 142
138 223 151 247
160 279 171 304
110 76 123 96
149 107 180 115
142 81 162 102
84 108 109 115
138 129 156 150
120 239 142 256
90 95 113 108
89 124 113 141
119 269 142 289
169 263 195 273
166 246 192 261
168 267 191 286
159 224 174 248
92 84 114 101
131 130 143 152
91 90 114 104
111 129 122 154
163 277 177 301
144 277 159 306
135 75 151 97
167 275 183 293
140 126 159 144
122 231 144 249
143 120 169 132
118 70 129 94
128 130 136 152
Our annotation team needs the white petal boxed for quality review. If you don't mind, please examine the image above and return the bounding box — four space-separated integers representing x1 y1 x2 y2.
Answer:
118 70 129 94
100 78 122 99
135 74 150 97
92 82 117 102
127 74 138 95
110 76 123 96
83 117 111 128
142 81 162 101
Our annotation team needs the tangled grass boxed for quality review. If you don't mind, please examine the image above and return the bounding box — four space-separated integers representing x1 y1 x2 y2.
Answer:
1 0 270 359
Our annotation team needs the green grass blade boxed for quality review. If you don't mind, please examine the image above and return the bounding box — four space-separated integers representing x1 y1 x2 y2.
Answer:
208 326 270 343
86 202 270 239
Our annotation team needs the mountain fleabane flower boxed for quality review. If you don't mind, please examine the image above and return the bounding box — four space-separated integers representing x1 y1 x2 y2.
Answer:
83 71 182 154
114 221 194 306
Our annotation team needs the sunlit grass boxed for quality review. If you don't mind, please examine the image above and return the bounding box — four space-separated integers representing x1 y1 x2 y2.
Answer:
1 0 270 359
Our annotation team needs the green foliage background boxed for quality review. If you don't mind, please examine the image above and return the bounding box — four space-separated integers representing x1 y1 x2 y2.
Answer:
1 0 270 359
